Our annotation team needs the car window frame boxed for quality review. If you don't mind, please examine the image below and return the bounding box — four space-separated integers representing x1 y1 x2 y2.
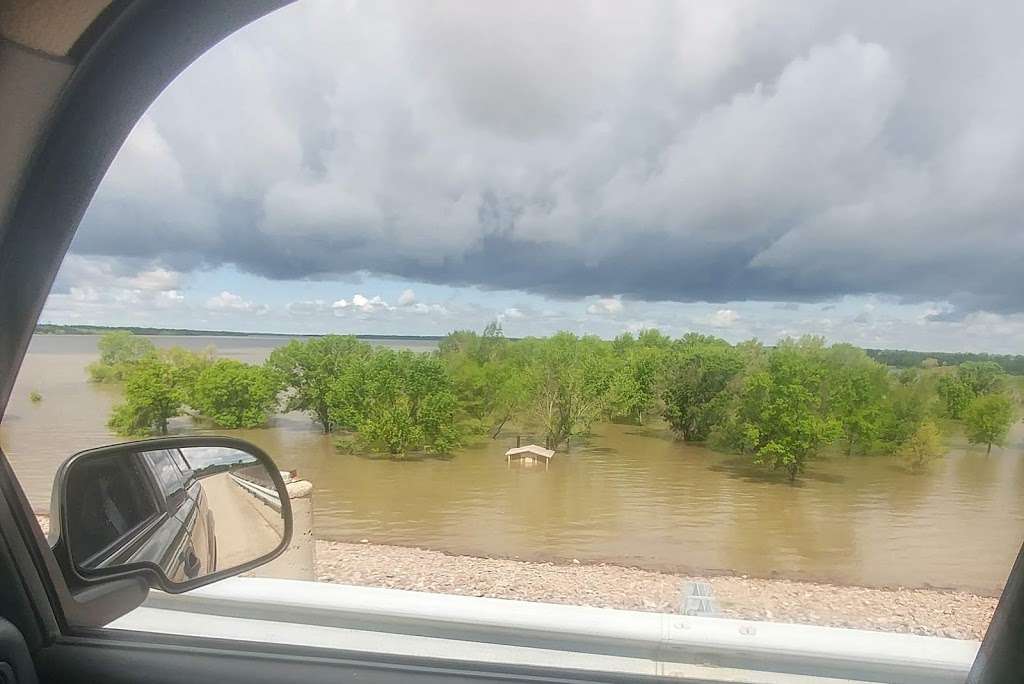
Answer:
0 1 1020 681
143 450 187 513
169 448 195 489
0 0 297 643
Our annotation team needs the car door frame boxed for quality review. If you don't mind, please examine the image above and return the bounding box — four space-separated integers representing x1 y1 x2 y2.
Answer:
133 450 197 582
0 1 1021 682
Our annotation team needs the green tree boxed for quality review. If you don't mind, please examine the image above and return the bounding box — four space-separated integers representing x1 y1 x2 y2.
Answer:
609 345 665 425
359 396 421 455
267 335 371 432
354 349 461 455
964 394 1016 455
635 328 673 350
88 331 155 382
937 375 972 419
728 339 840 482
662 338 744 441
823 344 889 455
876 371 935 452
958 361 1007 395
107 355 184 436
437 324 530 438
611 332 636 355
938 361 1007 419
528 333 613 450
897 420 944 471
191 359 280 428
481 354 532 438
161 344 215 382
325 354 371 432
439 330 492 427
413 386 461 453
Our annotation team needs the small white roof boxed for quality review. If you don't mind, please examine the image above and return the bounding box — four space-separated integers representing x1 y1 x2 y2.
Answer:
505 445 555 460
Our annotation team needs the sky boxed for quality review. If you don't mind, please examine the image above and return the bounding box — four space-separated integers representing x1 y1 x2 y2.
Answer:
41 0 1024 353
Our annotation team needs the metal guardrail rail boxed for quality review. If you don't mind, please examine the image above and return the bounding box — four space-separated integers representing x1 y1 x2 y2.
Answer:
117 577 979 683
227 472 282 510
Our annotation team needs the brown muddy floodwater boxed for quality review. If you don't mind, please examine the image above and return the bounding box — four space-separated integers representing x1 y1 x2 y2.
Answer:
3 335 1023 595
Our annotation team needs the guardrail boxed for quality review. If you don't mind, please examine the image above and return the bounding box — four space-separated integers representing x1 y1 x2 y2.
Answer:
226 472 315 580
227 472 284 509
126 577 979 683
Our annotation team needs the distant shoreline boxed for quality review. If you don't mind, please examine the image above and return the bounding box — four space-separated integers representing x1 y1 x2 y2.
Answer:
34 323 1024 371
34 323 445 342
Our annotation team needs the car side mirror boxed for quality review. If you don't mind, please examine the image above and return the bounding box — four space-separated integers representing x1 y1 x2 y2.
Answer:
50 436 292 594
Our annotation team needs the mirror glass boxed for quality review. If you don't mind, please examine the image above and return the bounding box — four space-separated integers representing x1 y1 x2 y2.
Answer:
61 444 286 587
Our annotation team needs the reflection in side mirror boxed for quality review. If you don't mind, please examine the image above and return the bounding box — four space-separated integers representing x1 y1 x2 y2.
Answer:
52 438 291 593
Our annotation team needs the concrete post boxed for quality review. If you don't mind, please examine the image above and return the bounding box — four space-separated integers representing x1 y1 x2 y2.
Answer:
254 475 315 581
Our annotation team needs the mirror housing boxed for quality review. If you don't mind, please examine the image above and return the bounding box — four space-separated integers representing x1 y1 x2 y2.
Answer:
50 436 293 595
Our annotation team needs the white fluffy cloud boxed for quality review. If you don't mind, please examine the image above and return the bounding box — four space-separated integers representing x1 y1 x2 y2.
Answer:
286 299 329 316
397 289 417 306
707 309 740 327
42 256 191 325
332 293 392 314
587 297 624 316
205 291 269 314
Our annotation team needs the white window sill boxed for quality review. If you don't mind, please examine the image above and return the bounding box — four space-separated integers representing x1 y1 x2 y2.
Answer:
109 577 978 684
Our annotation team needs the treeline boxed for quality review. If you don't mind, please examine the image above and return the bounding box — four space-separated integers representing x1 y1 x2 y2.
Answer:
40 323 257 337
94 332 460 456
441 328 1017 479
94 332 275 436
39 322 444 342
94 328 1019 480
867 348 1024 375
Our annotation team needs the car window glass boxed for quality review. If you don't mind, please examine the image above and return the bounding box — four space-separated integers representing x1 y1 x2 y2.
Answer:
65 455 159 562
144 450 184 501
169 449 193 482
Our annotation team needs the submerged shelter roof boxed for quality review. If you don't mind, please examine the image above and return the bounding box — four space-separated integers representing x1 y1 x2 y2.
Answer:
505 445 555 461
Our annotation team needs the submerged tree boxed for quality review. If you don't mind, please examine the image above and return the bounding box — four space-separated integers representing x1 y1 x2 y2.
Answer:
958 361 1007 396
727 338 841 482
160 344 215 391
937 375 973 420
661 337 744 441
875 371 935 455
897 420 944 471
354 349 461 455
823 344 889 455
528 333 614 450
438 324 529 438
88 331 155 382
267 335 371 432
108 355 184 436
937 361 1007 419
964 393 1016 455
191 359 280 428
609 345 665 425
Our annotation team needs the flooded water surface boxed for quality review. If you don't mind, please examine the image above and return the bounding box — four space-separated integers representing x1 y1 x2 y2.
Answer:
3 335 1022 594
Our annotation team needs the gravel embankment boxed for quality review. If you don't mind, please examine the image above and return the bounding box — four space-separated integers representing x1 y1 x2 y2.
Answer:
316 539 997 641
33 515 996 640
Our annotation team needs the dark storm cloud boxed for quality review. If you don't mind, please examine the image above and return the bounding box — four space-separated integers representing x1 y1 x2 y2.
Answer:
72 0 1024 314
